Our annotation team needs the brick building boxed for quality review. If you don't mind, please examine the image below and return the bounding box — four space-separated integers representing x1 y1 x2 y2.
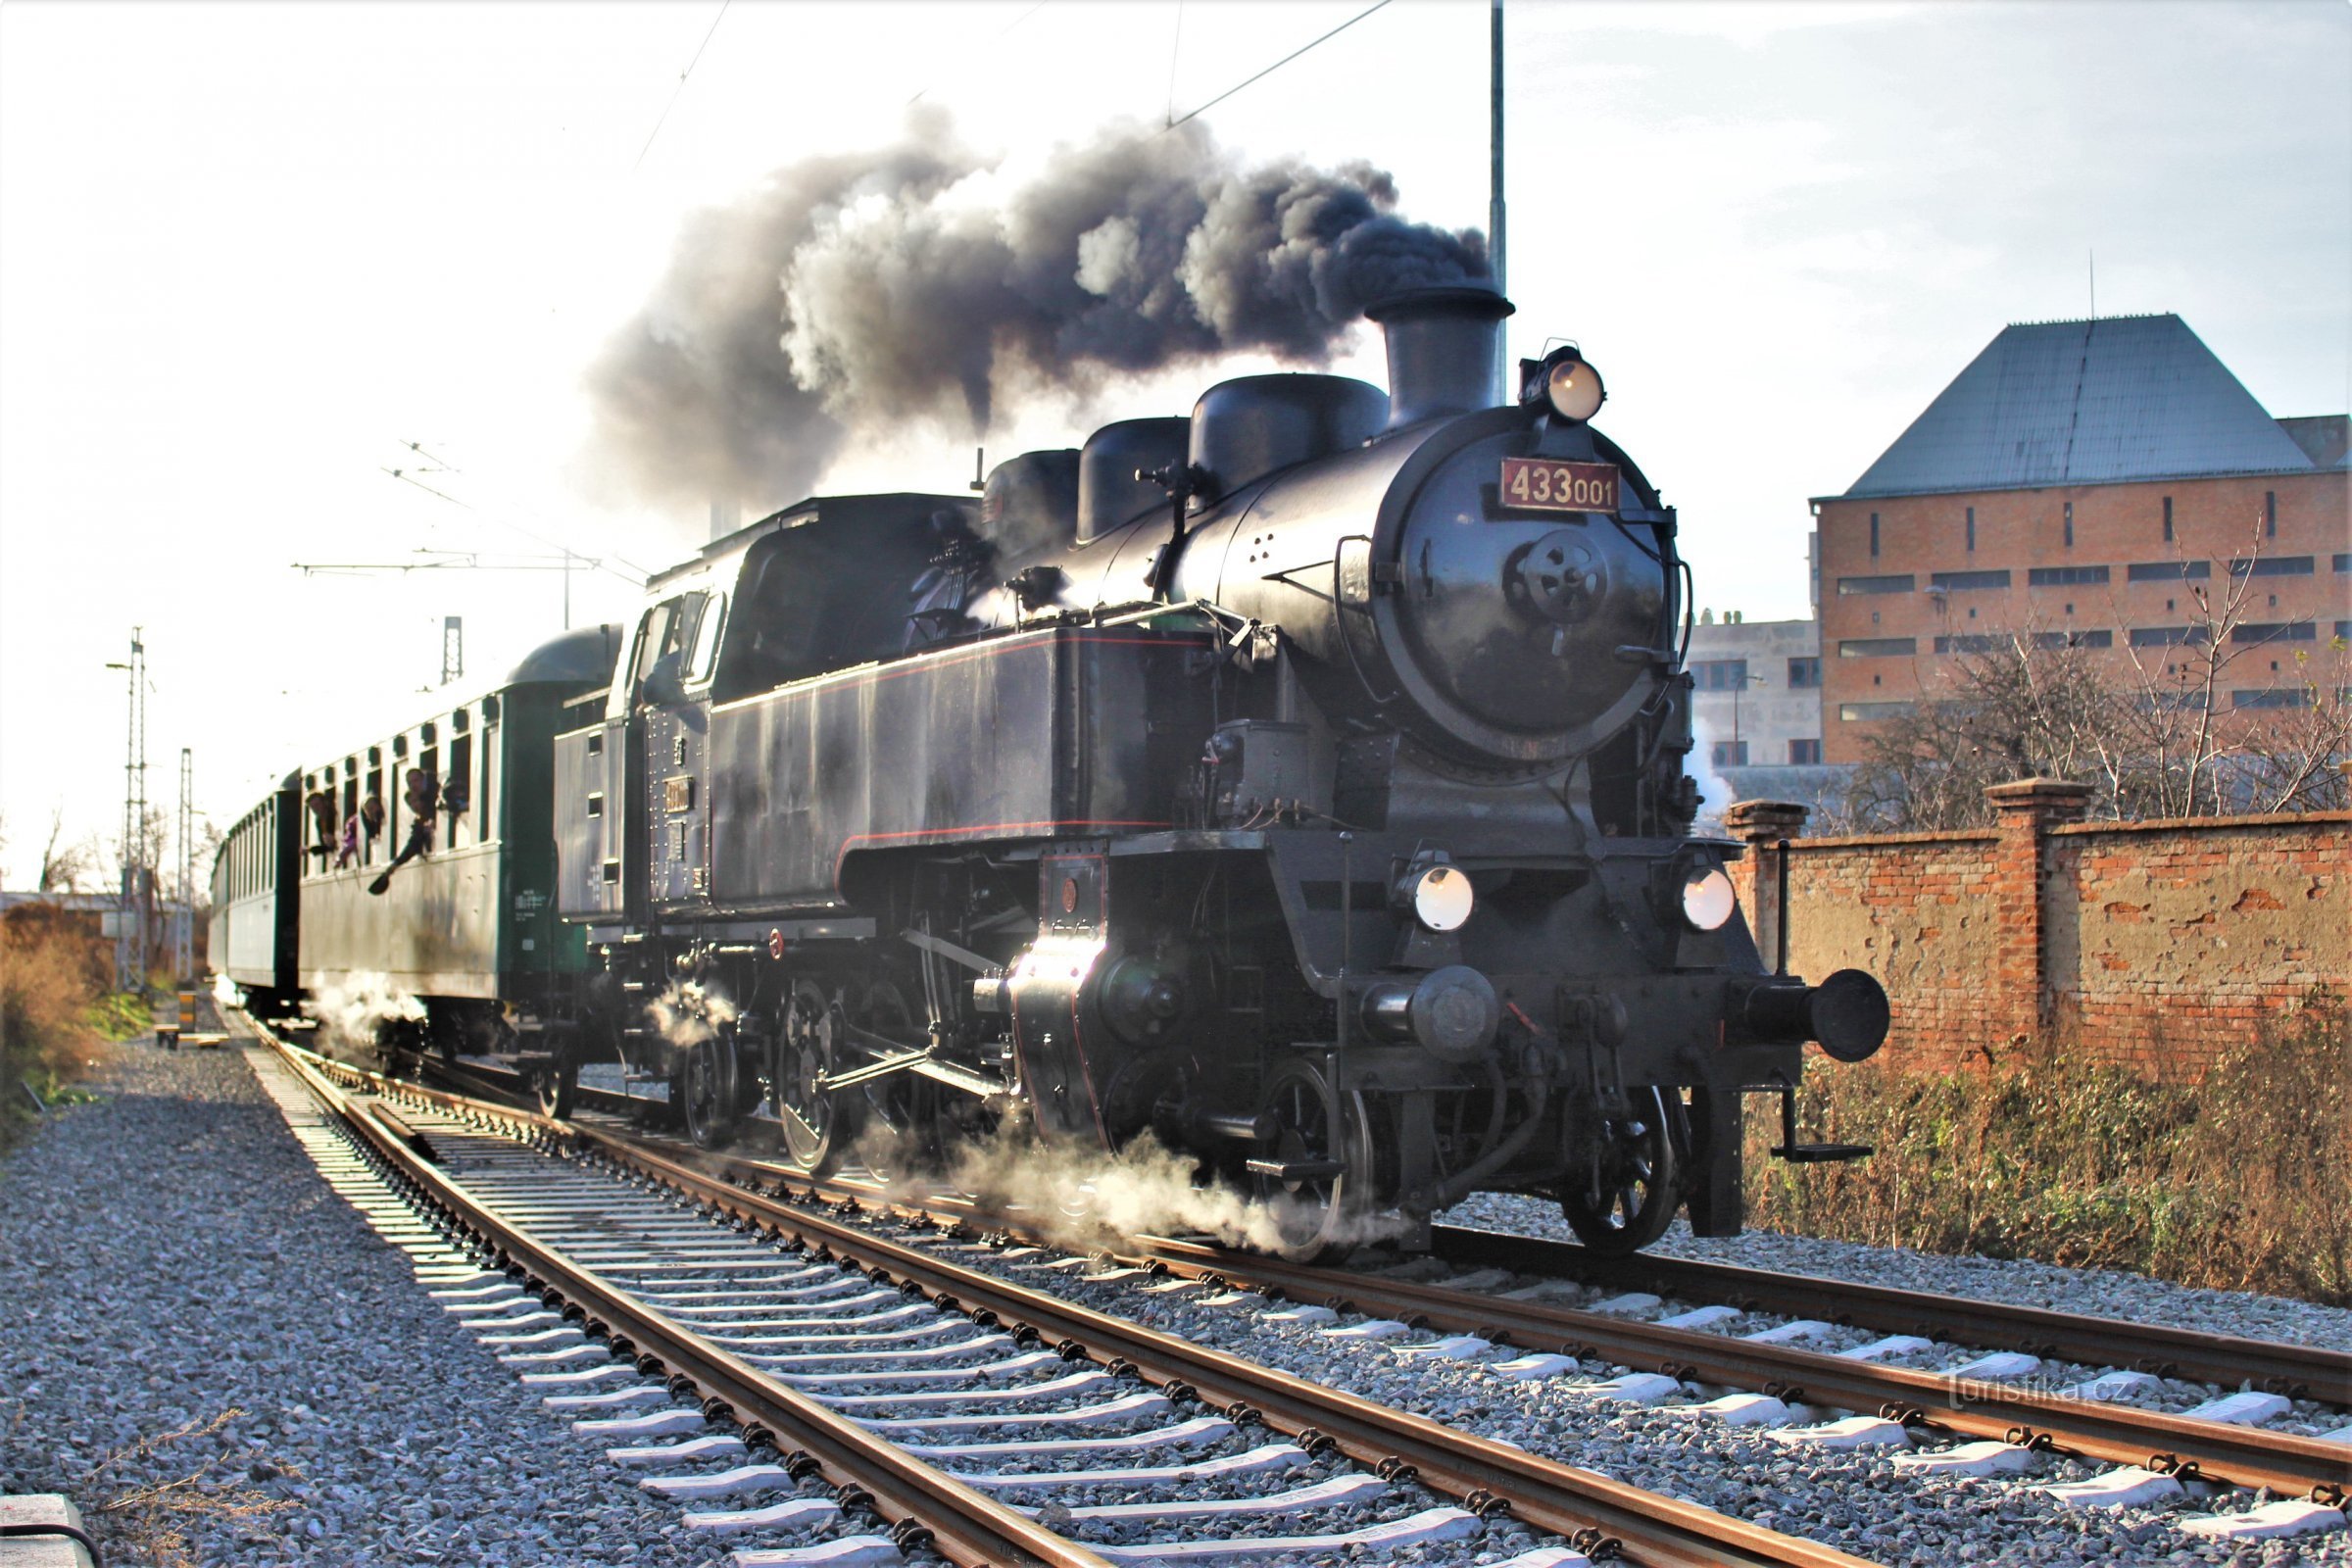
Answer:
1813 315 2350 762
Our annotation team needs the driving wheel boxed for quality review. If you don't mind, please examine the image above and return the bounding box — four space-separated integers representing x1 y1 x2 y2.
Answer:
775 979 850 1175
535 1022 580 1120
851 979 934 1184
1562 1086 1683 1255
1250 1057 1379 1263
679 1033 740 1150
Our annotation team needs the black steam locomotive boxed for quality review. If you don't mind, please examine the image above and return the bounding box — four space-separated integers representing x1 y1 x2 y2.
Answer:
219 284 1886 1260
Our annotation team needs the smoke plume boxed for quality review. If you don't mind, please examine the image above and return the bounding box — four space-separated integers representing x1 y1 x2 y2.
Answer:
588 112 1487 513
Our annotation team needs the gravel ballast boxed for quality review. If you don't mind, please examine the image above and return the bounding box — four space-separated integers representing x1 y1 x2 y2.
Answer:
0 1039 713 1566
858 1194 2352 1568
1452 1193 2352 1353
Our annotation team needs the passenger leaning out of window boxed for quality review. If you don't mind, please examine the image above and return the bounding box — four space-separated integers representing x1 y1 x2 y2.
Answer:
368 769 440 896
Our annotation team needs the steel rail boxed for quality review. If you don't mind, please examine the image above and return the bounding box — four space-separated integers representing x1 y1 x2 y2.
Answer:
398 1052 2352 1503
337 1051 1874 1568
1113 1238 2352 1506
1428 1225 2352 1402
263 1037 1114 1568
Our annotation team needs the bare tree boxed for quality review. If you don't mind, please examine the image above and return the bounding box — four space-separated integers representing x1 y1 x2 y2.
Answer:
36 806 104 895
2112 516 2350 817
1835 515 2349 830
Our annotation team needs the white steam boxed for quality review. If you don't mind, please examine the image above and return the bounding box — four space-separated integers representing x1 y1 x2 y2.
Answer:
1688 713 1739 833
211 971 239 1010
648 980 740 1049
302 971 426 1053
925 1122 1410 1256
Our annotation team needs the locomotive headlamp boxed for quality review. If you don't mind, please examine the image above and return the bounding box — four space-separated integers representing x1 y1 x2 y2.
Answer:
1679 865 1738 932
1544 355 1606 422
1405 864 1475 932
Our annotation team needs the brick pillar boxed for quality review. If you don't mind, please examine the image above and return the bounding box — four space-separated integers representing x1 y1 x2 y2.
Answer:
1722 799 1810 973
1984 779 2091 1043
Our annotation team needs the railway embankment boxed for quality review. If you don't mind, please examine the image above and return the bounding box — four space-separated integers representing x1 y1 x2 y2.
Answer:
1740 993 2351 1308
0 1039 710 1567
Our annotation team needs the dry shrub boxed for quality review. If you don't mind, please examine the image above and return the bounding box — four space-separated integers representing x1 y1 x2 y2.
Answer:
1746 991 2350 1306
1 906 108 1147
91 1409 297 1568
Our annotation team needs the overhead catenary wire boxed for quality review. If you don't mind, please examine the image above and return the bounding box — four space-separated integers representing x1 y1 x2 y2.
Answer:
1164 0 1393 131
391 440 652 584
906 0 1053 108
633 0 732 172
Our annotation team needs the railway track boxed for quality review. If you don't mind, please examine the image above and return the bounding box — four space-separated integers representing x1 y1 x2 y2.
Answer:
368 1045 2351 1532
424 1047 2352 1424
268 1030 1887 1568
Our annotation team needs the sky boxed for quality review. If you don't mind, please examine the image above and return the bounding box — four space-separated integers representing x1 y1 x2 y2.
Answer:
2 0 2346 890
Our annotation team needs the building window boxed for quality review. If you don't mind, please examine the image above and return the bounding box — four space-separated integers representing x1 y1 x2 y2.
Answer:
2032 629 2113 649
1965 506 1976 553
1869 513 1880 558
2162 496 2173 542
1710 741 1749 767
1836 574 1914 595
1935 634 2004 655
2062 501 2074 547
1788 738 1822 765
1691 659 1750 690
1930 569 2011 591
2265 491 2277 536
2230 622 2317 645
1838 637 1917 658
2030 564 2110 587
2128 560 2211 582
2230 556 2314 578
2336 554 2350 573
2233 687 2307 710
1838 701 1916 721
1787 657 1821 689
2129 625 2211 648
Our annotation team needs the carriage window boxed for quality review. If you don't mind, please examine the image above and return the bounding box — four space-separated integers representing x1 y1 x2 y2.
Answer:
447 735 473 848
479 723 499 843
689 593 727 684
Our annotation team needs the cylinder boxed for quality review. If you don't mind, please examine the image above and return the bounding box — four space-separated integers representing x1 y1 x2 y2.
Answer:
1360 964 1499 1061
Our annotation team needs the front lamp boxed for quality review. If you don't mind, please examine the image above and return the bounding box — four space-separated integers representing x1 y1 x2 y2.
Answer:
1543 354 1606 422
1405 864 1475 932
1680 866 1737 932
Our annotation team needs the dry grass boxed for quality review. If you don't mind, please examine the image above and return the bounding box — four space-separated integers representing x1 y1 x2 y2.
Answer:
1747 991 2352 1306
0 908 110 1150
90 1409 297 1568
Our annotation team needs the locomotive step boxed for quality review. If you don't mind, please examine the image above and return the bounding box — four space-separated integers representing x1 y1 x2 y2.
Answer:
1245 1156 1347 1182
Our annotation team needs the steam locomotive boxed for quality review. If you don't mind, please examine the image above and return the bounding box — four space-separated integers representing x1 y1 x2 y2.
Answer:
212 285 1886 1259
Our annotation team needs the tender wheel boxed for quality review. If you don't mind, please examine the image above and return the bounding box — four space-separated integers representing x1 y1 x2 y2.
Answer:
679 1036 741 1150
775 980 850 1175
1563 1086 1684 1256
1250 1057 1377 1263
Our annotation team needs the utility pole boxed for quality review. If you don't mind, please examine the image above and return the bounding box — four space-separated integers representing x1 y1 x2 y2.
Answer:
1490 0 1507 401
441 615 465 686
175 748 193 983
108 630 150 994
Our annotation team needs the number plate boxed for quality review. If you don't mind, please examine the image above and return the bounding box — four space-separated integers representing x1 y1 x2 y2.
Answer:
1499 457 1620 514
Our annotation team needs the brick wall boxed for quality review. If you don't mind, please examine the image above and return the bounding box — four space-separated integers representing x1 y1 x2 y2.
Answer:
1723 790 2349 1075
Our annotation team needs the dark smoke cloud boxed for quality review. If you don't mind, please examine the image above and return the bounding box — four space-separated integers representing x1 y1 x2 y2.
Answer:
587 114 1486 512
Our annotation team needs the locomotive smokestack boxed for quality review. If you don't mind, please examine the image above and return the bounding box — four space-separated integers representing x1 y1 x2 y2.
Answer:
1367 286 1515 432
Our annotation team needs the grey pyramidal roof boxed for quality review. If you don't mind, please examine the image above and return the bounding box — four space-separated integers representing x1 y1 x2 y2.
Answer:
1843 315 2323 498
